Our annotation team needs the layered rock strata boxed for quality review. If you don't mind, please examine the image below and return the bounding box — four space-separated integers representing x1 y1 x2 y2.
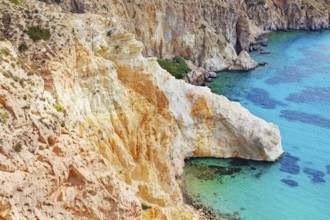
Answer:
0 0 284 219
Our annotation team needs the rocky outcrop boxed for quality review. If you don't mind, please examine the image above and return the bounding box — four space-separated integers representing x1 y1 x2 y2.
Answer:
70 0 84 13
0 0 283 219
228 50 259 71
182 60 218 86
246 0 329 31
184 60 208 86
236 16 254 52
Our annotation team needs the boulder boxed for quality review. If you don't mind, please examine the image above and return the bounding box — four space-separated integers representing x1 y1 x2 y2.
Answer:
228 50 259 71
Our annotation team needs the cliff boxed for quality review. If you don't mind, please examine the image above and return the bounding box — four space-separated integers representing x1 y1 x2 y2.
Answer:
0 0 301 219
58 0 330 72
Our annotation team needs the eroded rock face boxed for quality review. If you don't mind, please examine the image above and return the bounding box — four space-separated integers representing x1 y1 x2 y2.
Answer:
0 0 285 219
56 0 329 71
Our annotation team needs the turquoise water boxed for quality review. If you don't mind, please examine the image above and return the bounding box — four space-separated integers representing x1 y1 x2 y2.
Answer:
182 31 330 220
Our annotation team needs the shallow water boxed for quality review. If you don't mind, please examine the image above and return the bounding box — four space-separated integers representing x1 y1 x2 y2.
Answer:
182 31 330 220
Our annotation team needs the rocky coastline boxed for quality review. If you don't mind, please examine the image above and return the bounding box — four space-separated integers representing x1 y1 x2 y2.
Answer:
181 187 229 220
0 5 283 217
180 179 241 220
42 0 329 77
1 0 329 219
186 26 329 85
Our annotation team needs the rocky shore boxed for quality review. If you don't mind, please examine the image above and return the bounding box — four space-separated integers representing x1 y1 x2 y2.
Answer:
180 183 241 220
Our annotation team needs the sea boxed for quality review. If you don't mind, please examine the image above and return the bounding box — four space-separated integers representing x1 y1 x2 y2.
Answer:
182 31 330 220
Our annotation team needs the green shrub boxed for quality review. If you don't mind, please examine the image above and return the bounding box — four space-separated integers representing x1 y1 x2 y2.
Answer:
0 48 10 56
38 0 63 4
257 0 266 5
309 5 315 10
18 43 28 52
199 24 206 30
141 203 152 210
13 143 22 152
8 0 18 4
157 56 191 79
27 26 51 41
54 103 65 113
0 113 9 124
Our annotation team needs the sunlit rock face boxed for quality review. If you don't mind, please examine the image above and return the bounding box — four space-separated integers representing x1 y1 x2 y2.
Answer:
0 0 288 219
59 0 329 70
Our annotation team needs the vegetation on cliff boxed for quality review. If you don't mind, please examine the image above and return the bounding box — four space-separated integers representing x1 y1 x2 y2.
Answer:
157 56 191 79
27 26 51 41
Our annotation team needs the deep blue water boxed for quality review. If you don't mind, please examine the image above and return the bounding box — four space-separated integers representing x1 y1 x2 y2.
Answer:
182 31 330 220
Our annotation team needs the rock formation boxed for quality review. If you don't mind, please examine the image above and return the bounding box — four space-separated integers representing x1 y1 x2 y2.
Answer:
4 0 329 219
56 0 329 71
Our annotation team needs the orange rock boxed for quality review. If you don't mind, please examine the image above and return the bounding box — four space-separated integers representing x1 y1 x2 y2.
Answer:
47 136 57 146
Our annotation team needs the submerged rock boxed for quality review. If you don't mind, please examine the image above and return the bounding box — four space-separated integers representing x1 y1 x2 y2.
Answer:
281 179 299 187
186 164 218 181
208 165 242 176
280 153 300 174
259 62 268 66
255 172 263 179
303 168 326 183
261 41 269 47
229 158 250 166
260 51 271 55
